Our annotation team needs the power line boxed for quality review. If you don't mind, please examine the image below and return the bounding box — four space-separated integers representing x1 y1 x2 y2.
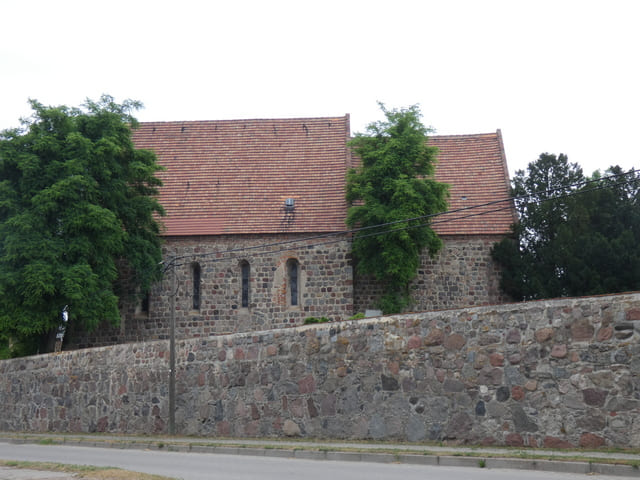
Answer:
169 168 640 269
173 169 639 267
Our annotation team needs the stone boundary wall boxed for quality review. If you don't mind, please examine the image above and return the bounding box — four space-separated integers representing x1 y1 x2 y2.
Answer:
2 293 639 447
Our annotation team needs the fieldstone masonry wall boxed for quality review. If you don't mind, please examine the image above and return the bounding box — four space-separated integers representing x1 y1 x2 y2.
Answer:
70 234 507 349
354 235 510 313
69 234 353 348
2 293 640 448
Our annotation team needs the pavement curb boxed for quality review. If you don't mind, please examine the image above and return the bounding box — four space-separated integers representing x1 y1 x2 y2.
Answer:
2 436 640 478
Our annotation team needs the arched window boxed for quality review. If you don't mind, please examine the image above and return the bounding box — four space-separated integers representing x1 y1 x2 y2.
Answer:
240 261 250 308
192 262 201 310
287 258 300 306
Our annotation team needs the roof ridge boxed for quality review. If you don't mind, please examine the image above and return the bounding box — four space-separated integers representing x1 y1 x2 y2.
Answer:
430 131 500 140
137 115 349 126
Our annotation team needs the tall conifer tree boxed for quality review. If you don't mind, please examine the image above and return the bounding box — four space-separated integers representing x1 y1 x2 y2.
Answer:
492 153 640 300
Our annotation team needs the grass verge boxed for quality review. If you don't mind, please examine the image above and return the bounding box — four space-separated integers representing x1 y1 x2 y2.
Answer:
4 433 640 469
0 460 178 480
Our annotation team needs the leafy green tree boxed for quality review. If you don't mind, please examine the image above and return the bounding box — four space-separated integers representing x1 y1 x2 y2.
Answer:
346 104 448 313
0 95 164 357
492 153 584 299
492 152 640 300
557 166 640 296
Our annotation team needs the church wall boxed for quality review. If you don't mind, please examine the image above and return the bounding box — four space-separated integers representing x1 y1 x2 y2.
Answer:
68 234 509 348
354 235 509 314
68 233 354 348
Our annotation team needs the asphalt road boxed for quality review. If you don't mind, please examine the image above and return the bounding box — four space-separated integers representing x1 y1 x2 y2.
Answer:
0 442 625 480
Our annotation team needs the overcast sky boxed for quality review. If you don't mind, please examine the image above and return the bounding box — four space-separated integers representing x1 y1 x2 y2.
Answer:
2 0 639 178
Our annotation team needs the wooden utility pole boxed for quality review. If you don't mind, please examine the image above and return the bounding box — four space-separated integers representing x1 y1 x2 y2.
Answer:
169 258 176 435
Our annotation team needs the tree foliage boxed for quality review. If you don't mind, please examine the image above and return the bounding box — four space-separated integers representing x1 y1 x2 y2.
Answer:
346 104 448 313
492 152 640 300
0 95 164 356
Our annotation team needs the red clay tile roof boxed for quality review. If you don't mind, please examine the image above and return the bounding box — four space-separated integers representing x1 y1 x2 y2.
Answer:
132 116 351 235
430 131 516 236
132 118 515 237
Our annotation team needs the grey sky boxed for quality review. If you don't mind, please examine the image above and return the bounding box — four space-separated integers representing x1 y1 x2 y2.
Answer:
2 0 639 177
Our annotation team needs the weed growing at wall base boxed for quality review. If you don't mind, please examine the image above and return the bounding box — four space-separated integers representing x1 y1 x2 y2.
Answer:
303 317 330 324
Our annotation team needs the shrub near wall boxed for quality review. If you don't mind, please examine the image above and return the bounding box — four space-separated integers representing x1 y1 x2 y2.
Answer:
2 293 640 448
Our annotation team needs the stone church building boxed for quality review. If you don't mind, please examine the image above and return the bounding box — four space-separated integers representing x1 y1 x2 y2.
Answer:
71 115 515 347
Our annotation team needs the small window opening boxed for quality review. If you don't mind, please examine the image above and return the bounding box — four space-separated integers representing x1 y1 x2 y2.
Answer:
141 293 149 313
192 262 201 310
241 261 250 308
287 259 299 306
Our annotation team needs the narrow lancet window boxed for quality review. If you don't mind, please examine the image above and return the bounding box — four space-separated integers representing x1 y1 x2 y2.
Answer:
287 258 299 306
192 262 201 310
141 293 149 313
241 261 250 308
